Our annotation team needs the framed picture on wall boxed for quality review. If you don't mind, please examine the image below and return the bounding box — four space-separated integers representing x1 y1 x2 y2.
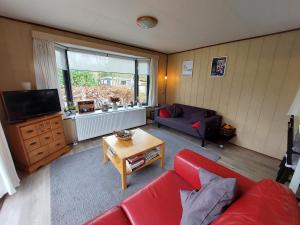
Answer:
210 56 227 77
182 60 193 77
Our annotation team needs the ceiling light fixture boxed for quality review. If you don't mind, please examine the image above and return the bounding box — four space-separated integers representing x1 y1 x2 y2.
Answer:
137 16 158 29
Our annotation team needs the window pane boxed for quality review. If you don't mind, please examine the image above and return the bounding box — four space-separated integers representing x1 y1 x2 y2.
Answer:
57 69 68 108
70 70 134 106
67 50 135 74
138 60 150 104
138 74 148 104
138 60 150 75
55 48 67 70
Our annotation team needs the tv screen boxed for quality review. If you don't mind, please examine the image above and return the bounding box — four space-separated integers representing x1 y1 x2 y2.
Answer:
1 89 61 122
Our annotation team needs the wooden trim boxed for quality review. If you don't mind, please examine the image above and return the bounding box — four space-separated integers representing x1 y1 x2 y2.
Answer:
0 16 165 56
169 27 300 55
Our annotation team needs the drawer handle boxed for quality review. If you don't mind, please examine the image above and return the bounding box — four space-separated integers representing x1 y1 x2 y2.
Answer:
37 152 43 155
27 130 34 133
56 143 61 147
30 142 37 146
45 137 51 140
56 132 61 135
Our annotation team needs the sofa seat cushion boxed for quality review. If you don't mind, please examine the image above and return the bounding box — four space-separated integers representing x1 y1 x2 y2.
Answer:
155 117 201 137
121 171 193 225
212 179 300 225
84 206 131 225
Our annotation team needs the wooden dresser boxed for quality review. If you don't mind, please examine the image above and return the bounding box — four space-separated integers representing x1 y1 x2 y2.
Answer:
5 113 70 173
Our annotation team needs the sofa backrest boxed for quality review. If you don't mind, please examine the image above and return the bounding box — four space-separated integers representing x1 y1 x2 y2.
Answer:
174 149 255 196
212 179 300 225
174 103 216 119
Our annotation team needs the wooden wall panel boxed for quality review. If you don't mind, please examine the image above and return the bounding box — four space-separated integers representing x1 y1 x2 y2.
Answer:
166 30 300 159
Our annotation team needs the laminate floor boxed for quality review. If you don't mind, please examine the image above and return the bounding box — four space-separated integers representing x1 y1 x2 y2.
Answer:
0 124 280 225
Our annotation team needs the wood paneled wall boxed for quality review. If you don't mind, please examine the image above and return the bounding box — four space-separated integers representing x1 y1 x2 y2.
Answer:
0 17 167 120
166 30 300 159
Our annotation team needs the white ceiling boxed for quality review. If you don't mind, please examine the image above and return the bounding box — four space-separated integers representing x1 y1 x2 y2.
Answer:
0 0 299 53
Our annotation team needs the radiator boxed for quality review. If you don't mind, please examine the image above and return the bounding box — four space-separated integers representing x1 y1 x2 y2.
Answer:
75 107 146 141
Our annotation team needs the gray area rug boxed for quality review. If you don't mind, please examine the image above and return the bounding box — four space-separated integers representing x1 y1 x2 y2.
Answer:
50 127 220 225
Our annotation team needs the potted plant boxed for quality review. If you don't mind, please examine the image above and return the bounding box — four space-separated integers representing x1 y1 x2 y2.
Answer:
64 104 77 116
110 96 120 110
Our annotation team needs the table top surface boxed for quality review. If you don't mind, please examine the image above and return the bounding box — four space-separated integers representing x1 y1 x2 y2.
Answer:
103 128 164 159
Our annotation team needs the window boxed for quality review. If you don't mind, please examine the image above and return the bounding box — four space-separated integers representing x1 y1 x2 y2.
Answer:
55 46 150 109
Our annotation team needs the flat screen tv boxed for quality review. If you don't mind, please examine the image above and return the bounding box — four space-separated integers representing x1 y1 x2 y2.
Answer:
1 89 61 122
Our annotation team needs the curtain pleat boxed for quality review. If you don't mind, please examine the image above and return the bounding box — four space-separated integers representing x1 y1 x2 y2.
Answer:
148 58 158 106
33 38 64 109
0 122 20 197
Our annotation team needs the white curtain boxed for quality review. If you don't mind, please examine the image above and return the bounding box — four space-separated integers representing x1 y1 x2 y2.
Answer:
33 38 64 109
148 58 158 106
0 122 20 198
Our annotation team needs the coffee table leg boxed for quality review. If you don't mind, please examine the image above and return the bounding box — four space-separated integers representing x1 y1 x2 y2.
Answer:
103 139 108 163
160 143 165 168
121 159 127 190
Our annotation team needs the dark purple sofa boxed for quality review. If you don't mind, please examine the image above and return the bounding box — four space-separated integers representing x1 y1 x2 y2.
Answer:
154 104 222 147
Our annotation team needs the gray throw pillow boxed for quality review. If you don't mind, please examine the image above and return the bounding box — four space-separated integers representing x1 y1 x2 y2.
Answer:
180 169 237 225
199 168 221 186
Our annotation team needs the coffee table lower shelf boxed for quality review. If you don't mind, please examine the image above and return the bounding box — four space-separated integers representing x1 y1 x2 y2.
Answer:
106 153 162 175
102 129 165 190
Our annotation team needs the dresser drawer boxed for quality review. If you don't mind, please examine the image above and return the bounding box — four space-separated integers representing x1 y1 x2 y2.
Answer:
52 128 64 140
20 125 38 140
24 137 41 152
28 145 49 164
49 138 66 154
50 117 62 130
39 132 53 146
36 121 51 135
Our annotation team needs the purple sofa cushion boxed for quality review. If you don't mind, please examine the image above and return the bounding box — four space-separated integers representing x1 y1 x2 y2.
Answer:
173 104 216 119
188 112 206 123
170 104 184 118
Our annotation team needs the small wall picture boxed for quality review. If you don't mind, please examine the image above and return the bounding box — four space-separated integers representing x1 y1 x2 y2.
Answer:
210 56 227 77
182 60 193 76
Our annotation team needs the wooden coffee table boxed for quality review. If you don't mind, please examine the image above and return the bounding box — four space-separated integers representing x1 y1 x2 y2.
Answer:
103 128 165 190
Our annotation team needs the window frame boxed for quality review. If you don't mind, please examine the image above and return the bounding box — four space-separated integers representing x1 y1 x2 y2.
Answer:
57 48 150 107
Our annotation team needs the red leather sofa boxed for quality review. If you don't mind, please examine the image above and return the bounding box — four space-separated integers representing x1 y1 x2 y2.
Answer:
85 149 300 225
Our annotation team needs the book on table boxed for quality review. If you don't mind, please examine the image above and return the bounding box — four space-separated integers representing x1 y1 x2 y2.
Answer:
126 148 160 171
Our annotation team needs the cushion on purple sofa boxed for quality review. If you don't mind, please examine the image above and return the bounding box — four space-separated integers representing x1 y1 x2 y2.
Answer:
170 104 184 117
160 108 171 118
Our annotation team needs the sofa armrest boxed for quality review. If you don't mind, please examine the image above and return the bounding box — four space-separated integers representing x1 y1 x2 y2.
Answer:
174 149 255 196
154 105 170 121
84 206 131 225
202 115 222 138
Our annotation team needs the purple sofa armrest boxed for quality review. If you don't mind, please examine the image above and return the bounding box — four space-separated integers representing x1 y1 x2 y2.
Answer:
202 115 222 138
194 115 222 138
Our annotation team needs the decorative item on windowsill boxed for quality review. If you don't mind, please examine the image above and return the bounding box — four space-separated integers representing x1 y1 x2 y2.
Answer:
136 98 141 107
102 102 109 112
114 129 134 141
78 100 95 114
110 96 120 110
64 104 77 116
130 101 134 107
